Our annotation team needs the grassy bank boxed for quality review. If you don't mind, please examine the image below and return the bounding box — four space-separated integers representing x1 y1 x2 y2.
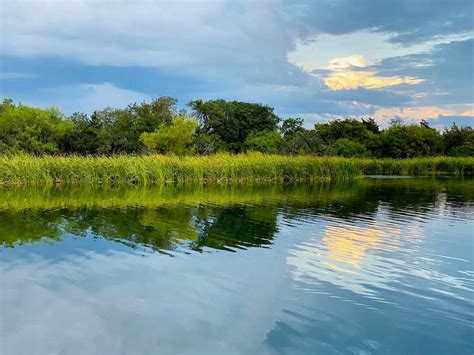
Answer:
0 154 472 186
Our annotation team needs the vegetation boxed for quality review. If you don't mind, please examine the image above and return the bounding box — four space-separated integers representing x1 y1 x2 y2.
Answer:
0 97 473 185
140 115 198 155
1 98 472 158
0 154 472 186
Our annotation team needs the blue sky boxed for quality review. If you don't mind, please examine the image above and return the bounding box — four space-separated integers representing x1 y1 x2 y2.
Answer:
1 0 473 128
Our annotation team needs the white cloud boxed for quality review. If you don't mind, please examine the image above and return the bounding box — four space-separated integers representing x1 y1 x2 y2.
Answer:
1 0 472 122
1 0 303 85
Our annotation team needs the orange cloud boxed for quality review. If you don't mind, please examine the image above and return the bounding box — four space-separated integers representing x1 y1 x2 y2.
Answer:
321 55 424 90
373 105 474 123
324 71 423 90
322 222 401 272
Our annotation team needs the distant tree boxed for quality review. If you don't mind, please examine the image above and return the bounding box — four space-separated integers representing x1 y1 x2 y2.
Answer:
244 130 282 154
189 99 279 153
193 129 226 155
443 124 474 156
379 124 443 158
280 117 305 137
64 97 178 155
130 96 176 132
334 138 367 157
140 115 197 155
280 129 327 155
362 118 380 134
315 118 374 144
61 112 101 154
0 99 72 155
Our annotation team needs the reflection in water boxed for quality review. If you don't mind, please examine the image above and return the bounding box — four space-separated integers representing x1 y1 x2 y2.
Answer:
1 178 473 354
323 222 402 272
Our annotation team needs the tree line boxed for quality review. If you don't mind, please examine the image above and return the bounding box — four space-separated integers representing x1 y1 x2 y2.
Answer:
0 97 472 157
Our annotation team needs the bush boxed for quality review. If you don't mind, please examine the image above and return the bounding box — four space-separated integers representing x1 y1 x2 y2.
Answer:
334 138 367 157
244 130 282 154
140 115 197 155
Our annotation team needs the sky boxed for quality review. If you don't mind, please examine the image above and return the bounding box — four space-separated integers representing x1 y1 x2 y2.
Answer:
1 0 473 128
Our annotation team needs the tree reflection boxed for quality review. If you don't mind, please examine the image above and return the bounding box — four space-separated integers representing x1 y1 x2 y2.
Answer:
1 178 471 251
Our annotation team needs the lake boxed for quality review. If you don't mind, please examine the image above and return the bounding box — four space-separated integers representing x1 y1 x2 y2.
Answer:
1 178 473 354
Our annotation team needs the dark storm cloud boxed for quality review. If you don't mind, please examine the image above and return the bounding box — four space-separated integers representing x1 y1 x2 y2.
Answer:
289 0 473 44
370 39 474 104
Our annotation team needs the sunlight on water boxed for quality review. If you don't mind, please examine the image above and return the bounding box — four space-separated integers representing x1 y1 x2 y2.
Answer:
0 178 473 354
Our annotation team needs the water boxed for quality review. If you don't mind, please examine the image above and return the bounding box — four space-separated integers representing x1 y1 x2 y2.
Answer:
1 178 473 354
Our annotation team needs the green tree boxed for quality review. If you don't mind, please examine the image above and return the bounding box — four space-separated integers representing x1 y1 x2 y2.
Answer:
0 99 72 155
443 124 473 156
189 99 280 153
244 130 282 154
140 115 198 155
315 118 373 144
61 112 101 154
64 97 178 155
280 129 327 155
379 124 443 158
334 138 367 157
281 117 305 137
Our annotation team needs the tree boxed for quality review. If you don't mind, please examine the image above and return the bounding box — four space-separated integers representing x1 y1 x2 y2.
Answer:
315 118 373 144
130 96 176 132
64 97 178 155
189 99 280 153
61 112 101 154
362 118 380 134
281 117 305 137
140 115 197 155
0 99 72 155
280 129 327 155
379 124 443 158
443 124 473 156
244 130 282 154
334 138 367 157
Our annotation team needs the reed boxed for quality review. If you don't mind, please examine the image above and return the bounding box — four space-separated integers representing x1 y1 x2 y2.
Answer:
0 153 472 186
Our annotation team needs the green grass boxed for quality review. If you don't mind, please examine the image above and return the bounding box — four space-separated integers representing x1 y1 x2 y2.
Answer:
0 153 472 186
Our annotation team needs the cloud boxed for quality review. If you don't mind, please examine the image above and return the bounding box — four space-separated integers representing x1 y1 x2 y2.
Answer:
327 55 366 70
371 105 474 126
0 0 306 86
311 55 424 90
0 0 472 124
288 0 474 45
370 39 474 105
323 70 423 90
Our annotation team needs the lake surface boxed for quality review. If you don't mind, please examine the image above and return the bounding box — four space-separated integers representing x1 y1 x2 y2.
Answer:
1 178 473 354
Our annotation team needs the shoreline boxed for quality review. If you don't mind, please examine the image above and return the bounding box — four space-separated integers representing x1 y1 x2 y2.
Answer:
0 154 472 186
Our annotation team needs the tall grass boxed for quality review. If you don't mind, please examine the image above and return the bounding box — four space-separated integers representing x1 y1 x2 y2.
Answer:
0 153 472 186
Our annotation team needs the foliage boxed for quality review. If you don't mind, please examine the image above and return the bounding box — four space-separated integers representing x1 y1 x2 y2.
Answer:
140 115 198 155
334 138 367 157
378 123 443 158
443 124 474 156
281 117 306 137
279 118 328 155
0 99 71 155
189 99 279 153
63 97 177 154
1 97 473 159
315 118 374 144
244 130 282 154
